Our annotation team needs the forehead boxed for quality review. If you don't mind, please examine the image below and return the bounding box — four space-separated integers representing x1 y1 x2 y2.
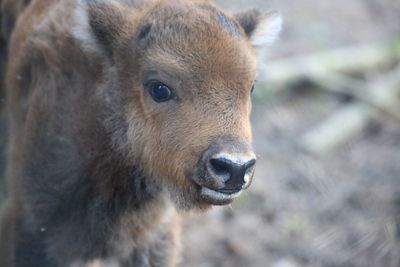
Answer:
147 1 242 38
140 1 257 83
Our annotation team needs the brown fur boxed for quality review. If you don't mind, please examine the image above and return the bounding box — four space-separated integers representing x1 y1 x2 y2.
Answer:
0 0 279 266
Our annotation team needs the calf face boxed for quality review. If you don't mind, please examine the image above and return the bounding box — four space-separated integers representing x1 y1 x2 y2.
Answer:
75 0 281 209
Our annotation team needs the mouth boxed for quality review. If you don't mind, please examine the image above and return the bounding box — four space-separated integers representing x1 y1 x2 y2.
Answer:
200 186 242 205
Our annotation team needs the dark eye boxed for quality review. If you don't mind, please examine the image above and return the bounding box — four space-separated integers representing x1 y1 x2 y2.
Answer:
149 82 173 102
251 83 255 94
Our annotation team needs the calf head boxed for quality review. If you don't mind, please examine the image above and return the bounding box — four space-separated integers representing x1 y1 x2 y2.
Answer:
74 0 281 209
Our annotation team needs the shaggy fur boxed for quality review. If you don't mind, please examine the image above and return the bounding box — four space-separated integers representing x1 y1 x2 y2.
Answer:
0 0 281 266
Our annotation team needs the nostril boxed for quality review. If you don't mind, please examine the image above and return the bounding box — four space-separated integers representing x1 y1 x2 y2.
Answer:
209 156 255 179
210 158 232 175
206 155 256 192
245 158 256 172
209 158 232 183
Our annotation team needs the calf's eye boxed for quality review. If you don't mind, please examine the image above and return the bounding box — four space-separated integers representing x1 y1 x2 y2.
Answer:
149 83 173 102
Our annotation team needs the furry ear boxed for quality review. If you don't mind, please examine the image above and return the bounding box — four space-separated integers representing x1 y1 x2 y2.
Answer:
72 0 126 54
235 9 282 47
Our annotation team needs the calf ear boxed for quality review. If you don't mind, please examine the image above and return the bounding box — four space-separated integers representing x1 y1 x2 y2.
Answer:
73 0 126 54
235 10 282 47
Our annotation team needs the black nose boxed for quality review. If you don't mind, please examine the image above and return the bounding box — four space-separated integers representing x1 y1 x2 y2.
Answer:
208 156 256 194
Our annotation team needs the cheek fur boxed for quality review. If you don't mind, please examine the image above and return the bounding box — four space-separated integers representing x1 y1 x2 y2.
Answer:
125 112 191 187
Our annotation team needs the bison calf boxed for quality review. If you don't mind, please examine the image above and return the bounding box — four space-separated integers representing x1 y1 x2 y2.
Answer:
0 0 281 266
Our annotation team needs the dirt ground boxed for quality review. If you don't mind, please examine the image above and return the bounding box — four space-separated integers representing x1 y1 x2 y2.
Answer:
181 1 400 267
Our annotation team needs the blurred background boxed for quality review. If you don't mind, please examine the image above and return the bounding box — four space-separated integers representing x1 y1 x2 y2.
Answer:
182 1 400 267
